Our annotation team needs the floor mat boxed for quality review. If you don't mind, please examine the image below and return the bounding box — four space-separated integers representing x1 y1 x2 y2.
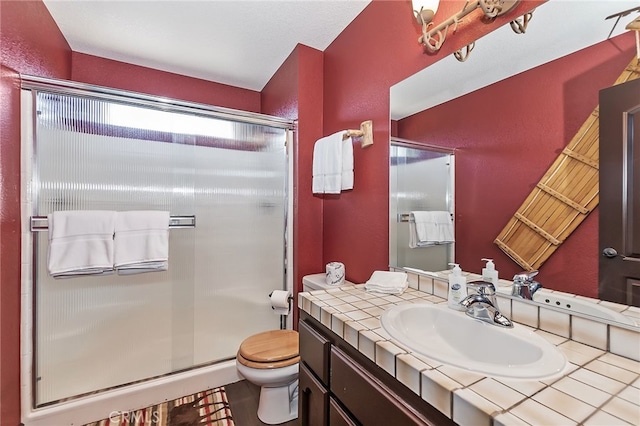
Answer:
85 387 234 426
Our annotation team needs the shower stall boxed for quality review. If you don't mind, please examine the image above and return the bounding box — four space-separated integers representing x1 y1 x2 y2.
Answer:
20 76 294 418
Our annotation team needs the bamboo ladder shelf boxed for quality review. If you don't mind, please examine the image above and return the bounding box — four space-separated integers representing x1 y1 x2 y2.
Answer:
494 57 640 271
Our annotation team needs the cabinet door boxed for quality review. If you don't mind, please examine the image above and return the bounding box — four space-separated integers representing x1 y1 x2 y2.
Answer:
331 347 428 425
299 319 331 385
299 362 329 426
329 397 358 426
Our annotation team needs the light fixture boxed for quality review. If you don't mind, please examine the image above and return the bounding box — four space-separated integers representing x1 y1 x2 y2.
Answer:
412 0 440 25
413 0 528 62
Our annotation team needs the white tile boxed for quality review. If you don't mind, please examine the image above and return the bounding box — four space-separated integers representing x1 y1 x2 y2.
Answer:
362 305 386 318
598 352 640 374
320 306 335 328
571 316 607 350
610 326 640 361
584 360 638 385
433 279 448 299
535 329 568 346
421 369 460 418
492 412 531 426
570 368 627 395
309 300 324 320
469 378 526 410
532 387 596 423
418 275 433 294
511 299 538 328
539 307 570 338
359 329 382 361
496 378 546 397
375 340 405 376
618 385 640 406
437 365 484 387
552 377 612 407
407 272 419 290
509 398 577 426
343 320 366 348
559 346 600 367
452 388 500 426
344 309 370 322
331 313 349 338
358 316 381 330
583 410 633 426
559 340 605 359
396 353 430 395
602 396 640 425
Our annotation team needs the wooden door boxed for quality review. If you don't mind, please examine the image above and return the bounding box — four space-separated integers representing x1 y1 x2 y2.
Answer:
599 76 640 307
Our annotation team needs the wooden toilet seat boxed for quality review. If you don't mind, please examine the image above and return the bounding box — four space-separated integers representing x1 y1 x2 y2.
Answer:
237 330 299 369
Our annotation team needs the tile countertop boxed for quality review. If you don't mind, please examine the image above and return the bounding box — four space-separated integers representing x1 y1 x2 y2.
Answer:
298 274 640 426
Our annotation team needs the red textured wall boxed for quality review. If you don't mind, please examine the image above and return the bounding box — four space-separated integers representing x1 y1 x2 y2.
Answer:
321 0 543 283
1 1 72 424
398 34 635 297
262 45 325 327
72 52 260 112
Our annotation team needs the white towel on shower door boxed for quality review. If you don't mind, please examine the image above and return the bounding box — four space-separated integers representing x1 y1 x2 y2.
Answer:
47 210 117 278
114 210 170 275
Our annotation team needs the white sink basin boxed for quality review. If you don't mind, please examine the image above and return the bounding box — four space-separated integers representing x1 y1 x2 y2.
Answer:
381 303 567 380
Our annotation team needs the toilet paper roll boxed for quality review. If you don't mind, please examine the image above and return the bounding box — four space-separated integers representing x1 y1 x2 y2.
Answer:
326 262 345 286
270 290 291 315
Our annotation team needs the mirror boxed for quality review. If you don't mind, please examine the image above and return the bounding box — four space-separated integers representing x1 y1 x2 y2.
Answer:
390 1 640 329
389 138 455 272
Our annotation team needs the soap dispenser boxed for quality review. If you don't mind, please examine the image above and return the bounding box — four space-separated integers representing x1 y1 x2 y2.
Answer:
481 258 499 286
447 263 467 310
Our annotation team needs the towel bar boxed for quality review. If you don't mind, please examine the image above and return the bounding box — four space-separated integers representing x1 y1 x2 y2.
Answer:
398 213 454 223
29 215 196 232
344 120 373 148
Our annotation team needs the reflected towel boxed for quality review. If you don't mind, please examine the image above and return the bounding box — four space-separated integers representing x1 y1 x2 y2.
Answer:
364 271 408 295
114 211 169 275
409 211 454 248
47 210 116 278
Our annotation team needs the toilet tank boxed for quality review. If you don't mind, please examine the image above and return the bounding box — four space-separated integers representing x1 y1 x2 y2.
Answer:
302 273 354 292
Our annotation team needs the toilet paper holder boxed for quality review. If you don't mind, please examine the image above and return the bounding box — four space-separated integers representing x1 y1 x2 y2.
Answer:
268 291 293 309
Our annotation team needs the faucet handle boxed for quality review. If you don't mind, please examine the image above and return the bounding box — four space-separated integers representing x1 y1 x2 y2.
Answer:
467 280 496 295
513 270 539 283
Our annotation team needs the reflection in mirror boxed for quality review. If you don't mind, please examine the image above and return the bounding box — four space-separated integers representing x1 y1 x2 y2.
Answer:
389 138 454 272
389 1 640 329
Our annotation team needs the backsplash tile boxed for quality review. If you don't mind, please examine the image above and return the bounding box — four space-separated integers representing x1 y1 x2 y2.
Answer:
511 299 538 328
571 316 607 350
609 325 640 361
539 307 570 338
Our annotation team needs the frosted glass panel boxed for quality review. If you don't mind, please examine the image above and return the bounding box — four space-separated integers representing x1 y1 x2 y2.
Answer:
32 92 285 405
390 144 453 272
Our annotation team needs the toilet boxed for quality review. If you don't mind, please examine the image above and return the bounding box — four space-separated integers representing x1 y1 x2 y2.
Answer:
235 273 353 424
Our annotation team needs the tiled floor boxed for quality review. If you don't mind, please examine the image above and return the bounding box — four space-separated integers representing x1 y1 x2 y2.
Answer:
225 380 298 426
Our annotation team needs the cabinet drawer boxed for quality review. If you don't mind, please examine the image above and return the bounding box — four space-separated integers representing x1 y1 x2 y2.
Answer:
299 319 331 385
299 362 329 426
329 397 358 426
331 346 428 426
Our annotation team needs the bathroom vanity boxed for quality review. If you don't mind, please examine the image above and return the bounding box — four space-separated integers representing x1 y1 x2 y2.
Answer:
299 312 453 425
297 274 640 425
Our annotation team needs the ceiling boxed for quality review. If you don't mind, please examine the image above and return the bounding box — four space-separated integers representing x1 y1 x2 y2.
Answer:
42 1 640 118
43 0 371 91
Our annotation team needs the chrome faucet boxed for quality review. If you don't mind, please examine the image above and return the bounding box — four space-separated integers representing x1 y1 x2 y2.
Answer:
512 270 542 300
460 281 513 328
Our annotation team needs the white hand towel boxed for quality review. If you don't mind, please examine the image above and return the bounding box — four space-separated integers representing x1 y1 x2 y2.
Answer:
364 271 408 295
47 210 116 278
342 136 354 190
410 211 454 247
312 131 345 194
114 211 170 275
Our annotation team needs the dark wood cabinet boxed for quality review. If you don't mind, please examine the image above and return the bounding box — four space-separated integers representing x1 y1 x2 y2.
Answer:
298 311 454 426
